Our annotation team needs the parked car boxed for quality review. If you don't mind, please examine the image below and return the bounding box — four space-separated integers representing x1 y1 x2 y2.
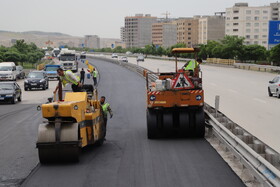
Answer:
112 53 118 58
268 75 280 98
24 71 49 91
0 82 22 104
16 65 25 79
119 56 128 62
137 55 145 62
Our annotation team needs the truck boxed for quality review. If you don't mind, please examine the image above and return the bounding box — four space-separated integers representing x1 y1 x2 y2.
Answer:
44 64 60 80
59 49 78 73
52 48 60 57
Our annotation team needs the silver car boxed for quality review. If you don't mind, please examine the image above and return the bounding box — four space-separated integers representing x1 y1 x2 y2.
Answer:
268 75 280 98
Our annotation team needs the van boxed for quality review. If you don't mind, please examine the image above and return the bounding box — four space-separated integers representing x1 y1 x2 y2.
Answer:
0 62 17 81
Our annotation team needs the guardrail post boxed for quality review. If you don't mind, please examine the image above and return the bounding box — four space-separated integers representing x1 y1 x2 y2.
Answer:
215 95 220 117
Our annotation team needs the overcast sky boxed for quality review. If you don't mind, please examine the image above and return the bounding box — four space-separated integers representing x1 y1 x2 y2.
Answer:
0 0 277 38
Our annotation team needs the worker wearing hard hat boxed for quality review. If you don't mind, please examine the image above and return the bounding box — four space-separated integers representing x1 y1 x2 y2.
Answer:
183 58 202 77
53 68 82 93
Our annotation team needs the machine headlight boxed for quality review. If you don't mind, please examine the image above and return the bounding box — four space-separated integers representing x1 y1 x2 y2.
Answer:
40 79 45 83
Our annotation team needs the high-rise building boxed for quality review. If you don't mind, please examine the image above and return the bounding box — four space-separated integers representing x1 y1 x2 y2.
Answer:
271 2 280 20
198 14 225 44
124 14 157 48
84 35 100 49
152 22 177 47
225 3 271 48
120 27 126 42
175 17 199 47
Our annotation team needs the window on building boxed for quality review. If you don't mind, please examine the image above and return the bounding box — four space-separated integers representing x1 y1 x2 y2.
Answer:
226 29 230 32
246 16 251 20
188 23 191 25
262 41 267 44
246 29 251 33
188 28 191 30
245 41 250 45
233 17 239 19
263 23 267 26
255 10 260 14
254 35 259 39
246 23 251 27
263 28 267 32
226 17 230 20
233 29 238 32
226 23 230 26
233 23 239 25
246 10 251 14
246 35 250 39
254 17 259 20
188 37 191 40
188 32 191 35
254 29 259 33
254 23 259 27
263 16 268 20
263 10 268 14
188 42 191 44
262 35 267 38
233 10 239 13
254 41 258 44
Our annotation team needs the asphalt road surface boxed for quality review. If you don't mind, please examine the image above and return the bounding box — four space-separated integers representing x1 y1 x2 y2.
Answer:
101 55 280 153
20 58 244 187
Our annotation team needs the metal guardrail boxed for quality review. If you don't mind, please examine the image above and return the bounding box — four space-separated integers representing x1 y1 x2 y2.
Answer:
87 55 280 187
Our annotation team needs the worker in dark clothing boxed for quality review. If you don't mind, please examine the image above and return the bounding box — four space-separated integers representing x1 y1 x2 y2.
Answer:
100 96 113 139
80 68 85 84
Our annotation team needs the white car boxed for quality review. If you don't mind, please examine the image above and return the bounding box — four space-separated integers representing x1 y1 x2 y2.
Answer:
268 75 280 98
111 53 118 58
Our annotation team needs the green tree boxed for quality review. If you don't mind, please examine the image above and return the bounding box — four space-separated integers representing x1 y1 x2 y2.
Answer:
270 44 280 66
3 50 21 63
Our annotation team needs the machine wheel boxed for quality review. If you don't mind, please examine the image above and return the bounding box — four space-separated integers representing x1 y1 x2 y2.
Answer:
11 95 16 104
42 85 46 90
179 109 190 136
162 110 173 136
277 89 280 98
194 108 205 138
18 94 22 102
147 109 158 139
268 87 273 97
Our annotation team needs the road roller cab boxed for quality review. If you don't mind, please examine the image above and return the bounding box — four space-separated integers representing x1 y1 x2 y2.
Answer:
146 48 205 139
36 88 106 163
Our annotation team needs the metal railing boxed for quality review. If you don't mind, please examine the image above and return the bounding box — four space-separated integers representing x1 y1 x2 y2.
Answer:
87 54 280 187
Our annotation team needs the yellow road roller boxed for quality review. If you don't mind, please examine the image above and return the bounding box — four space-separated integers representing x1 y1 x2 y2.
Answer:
36 86 105 163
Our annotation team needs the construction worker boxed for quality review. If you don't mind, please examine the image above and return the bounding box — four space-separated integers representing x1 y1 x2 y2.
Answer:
100 96 113 138
54 68 82 93
184 58 202 77
92 68 98 86
80 68 85 84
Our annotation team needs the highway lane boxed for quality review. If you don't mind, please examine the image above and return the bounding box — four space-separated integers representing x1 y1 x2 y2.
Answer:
22 58 244 187
103 55 280 153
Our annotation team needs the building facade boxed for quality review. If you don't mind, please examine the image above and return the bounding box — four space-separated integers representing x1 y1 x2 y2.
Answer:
152 22 177 47
225 3 271 48
84 35 100 49
120 27 126 42
124 14 157 48
198 15 225 44
175 17 199 47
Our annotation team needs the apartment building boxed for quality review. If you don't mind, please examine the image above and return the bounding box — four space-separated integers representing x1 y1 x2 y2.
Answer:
225 3 271 48
152 22 177 47
175 17 199 47
120 27 126 42
124 14 157 48
84 35 100 49
198 15 225 44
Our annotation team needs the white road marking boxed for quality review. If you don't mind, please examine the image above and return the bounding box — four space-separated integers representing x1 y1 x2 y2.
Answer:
253 98 267 104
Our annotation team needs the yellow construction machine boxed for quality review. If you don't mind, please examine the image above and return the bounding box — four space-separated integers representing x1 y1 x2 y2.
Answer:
146 48 205 138
36 83 105 163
